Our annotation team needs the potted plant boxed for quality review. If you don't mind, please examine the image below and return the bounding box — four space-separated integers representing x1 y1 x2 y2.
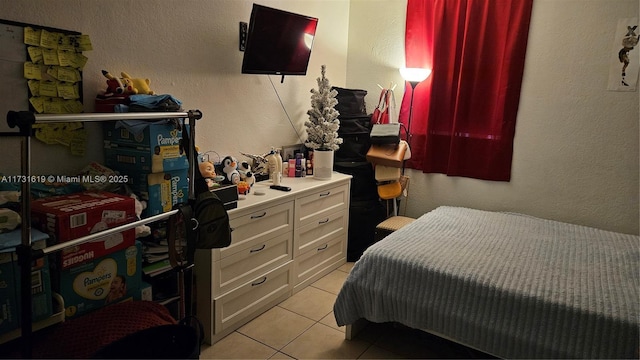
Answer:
305 65 343 180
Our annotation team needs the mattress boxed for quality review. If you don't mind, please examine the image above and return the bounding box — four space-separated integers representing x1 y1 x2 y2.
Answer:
334 206 639 358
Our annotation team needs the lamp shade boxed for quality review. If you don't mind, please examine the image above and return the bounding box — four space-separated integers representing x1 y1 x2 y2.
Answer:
399 67 431 83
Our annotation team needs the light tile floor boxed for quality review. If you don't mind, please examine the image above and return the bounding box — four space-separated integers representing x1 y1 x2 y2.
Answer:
199 262 492 359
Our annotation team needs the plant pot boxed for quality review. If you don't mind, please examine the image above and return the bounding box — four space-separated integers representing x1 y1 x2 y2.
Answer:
313 149 334 180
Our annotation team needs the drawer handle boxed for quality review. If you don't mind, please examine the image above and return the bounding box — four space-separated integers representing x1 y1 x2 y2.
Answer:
317 244 328 251
251 212 267 219
319 191 331 197
249 244 266 253
251 276 267 286
318 218 329 225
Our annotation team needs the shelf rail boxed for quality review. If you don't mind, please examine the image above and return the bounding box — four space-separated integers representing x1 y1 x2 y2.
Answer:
3 109 201 359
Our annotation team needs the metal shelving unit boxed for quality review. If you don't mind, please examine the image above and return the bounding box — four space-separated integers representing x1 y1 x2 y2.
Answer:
2 109 202 358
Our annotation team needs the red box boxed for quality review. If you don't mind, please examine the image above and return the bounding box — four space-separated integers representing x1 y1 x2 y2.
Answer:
94 96 128 113
31 191 137 268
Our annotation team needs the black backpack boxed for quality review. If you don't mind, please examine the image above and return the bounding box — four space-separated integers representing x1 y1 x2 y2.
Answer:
168 120 232 267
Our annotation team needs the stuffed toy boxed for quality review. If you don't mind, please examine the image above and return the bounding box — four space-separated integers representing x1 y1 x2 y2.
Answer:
199 159 224 189
237 161 255 191
101 70 155 96
121 71 155 95
221 156 241 185
240 152 269 177
130 194 151 238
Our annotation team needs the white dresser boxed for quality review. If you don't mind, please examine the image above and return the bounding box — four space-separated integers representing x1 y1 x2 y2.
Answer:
194 172 351 344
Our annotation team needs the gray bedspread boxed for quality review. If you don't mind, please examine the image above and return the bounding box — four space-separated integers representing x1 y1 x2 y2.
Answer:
334 207 639 358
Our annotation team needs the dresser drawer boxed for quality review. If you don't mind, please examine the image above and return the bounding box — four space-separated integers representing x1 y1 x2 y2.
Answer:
295 209 347 256
214 261 293 333
215 231 292 294
295 184 348 228
294 235 345 290
221 201 293 259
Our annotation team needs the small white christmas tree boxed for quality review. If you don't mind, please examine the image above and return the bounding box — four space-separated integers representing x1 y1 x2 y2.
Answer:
305 65 343 151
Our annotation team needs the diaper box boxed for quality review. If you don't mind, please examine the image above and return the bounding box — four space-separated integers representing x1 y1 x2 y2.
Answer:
103 121 189 174
30 191 137 269
104 142 189 174
103 121 186 149
119 169 189 217
56 241 142 319
0 229 53 334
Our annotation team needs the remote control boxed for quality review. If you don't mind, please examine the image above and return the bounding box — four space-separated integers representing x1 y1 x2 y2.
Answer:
270 185 291 192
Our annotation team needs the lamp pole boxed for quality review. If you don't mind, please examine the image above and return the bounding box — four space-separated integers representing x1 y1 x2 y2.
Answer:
406 81 420 144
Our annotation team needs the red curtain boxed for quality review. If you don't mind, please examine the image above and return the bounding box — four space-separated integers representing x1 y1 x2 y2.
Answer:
399 0 534 181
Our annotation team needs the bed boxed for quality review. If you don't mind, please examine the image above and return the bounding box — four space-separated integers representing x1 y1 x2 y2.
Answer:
333 206 639 359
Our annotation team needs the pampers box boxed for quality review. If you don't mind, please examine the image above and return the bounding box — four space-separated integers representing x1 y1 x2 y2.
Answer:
57 241 142 319
114 169 189 217
103 121 189 174
30 191 137 269
104 142 189 174
0 229 53 334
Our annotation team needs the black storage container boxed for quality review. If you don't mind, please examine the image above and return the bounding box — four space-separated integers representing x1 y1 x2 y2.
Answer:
347 199 386 261
332 87 368 118
335 115 372 163
334 161 378 202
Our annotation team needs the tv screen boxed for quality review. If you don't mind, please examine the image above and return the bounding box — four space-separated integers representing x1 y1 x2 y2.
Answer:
241 4 318 77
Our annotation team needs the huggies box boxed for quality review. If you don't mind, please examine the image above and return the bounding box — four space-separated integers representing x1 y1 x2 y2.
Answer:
30 191 137 269
56 242 142 319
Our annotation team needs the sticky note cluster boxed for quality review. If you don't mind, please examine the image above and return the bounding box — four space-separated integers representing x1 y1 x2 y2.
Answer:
22 27 92 155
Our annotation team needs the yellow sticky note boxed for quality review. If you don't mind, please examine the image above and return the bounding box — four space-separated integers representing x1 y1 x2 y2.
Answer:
28 46 43 63
34 124 58 144
67 100 84 114
46 66 59 80
57 35 75 52
57 50 74 67
72 53 89 69
28 80 40 96
29 96 45 113
57 67 78 82
24 27 41 46
42 48 60 65
69 129 87 156
39 29 60 49
24 62 42 80
39 81 58 97
75 34 92 51
43 99 64 114
57 82 76 99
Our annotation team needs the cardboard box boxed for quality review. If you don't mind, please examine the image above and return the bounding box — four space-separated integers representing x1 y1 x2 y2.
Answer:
103 122 189 174
30 191 137 268
103 121 187 149
94 96 128 113
0 229 53 334
113 169 189 217
104 142 189 174
57 242 142 319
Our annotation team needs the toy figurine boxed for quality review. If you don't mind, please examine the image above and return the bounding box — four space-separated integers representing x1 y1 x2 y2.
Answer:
221 156 241 185
237 161 255 191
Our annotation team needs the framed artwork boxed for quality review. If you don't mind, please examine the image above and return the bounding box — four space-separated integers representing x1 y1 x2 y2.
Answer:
281 144 304 162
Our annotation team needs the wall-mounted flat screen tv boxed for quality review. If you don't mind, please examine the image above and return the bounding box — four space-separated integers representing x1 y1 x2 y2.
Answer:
241 4 318 78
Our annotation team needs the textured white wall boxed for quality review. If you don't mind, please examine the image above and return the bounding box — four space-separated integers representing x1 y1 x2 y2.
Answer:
347 0 639 234
0 0 349 174
1 0 637 234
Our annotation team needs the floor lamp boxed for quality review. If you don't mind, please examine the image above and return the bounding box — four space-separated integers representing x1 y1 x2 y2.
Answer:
399 67 431 144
